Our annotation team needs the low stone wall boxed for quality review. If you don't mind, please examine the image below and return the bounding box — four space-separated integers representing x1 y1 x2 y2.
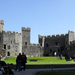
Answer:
8 64 75 69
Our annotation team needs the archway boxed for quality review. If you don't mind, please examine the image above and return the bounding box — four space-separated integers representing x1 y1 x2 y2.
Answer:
53 51 57 56
7 52 10 56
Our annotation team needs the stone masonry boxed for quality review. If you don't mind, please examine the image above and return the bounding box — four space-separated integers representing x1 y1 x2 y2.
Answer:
0 19 75 57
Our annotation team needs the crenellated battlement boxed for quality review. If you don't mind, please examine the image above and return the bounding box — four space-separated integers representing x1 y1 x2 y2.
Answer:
68 30 74 33
30 43 40 46
7 31 12 34
60 34 65 36
39 35 46 39
22 27 30 31
47 35 51 37
65 33 68 36
45 34 66 38
56 34 59 37
2 30 21 35
52 35 55 37
0 19 4 25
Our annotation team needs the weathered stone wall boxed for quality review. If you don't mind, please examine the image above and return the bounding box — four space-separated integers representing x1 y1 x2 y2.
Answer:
43 34 65 56
15 32 22 55
68 30 74 45
3 31 22 56
3 31 15 56
23 43 44 57
0 32 3 56
22 27 30 46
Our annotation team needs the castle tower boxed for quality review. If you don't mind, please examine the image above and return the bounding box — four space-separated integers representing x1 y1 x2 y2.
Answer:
22 27 31 46
68 30 74 45
0 19 4 33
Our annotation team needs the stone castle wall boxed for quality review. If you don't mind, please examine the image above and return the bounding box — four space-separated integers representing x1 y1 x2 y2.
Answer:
22 43 44 57
38 31 75 56
2 30 22 56
0 19 75 57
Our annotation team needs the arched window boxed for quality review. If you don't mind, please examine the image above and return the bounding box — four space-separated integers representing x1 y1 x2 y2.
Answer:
7 52 10 56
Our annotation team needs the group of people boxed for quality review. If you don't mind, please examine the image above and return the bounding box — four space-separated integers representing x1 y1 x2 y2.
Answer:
15 52 27 71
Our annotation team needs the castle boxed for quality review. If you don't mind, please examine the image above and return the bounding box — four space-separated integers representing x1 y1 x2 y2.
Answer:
0 19 75 57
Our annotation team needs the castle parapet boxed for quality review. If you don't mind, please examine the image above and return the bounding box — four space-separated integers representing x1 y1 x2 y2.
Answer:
47 35 51 38
52 35 55 37
56 34 59 37
33 43 36 46
0 19 4 25
7 31 12 34
30 43 40 46
37 43 40 46
65 33 68 36
68 30 74 33
61 34 64 36
22 27 30 31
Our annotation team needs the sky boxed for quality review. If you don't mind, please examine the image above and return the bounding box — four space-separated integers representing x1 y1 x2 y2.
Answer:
0 0 75 43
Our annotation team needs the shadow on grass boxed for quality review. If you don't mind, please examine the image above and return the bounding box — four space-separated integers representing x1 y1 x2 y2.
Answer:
35 71 75 75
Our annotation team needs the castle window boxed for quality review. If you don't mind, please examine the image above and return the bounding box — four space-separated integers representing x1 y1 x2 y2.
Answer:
4 44 6 49
50 49 52 52
25 42 27 45
46 43 48 47
8 45 10 49
40 44 42 46
56 42 59 45
7 52 10 56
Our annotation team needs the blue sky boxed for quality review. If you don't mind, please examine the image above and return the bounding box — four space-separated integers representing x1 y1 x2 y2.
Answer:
0 0 75 43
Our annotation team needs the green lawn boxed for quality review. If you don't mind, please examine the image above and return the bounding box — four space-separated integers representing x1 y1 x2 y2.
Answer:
2 57 75 65
35 71 75 75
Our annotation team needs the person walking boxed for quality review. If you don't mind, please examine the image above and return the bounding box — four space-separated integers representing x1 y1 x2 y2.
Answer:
21 52 27 71
15 53 22 71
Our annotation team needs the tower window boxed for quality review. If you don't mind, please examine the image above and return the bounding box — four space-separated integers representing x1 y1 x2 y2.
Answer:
40 44 42 46
4 44 6 49
8 45 10 49
56 42 59 45
25 42 27 45
46 43 48 47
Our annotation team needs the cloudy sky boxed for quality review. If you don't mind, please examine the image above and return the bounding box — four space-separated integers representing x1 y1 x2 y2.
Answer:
0 0 75 43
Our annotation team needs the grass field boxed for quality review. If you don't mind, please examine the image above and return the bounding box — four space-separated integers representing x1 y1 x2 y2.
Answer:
2 56 75 65
35 71 75 75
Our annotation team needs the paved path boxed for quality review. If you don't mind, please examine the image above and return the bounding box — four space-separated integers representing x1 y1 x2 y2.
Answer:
0 67 75 75
12 67 75 75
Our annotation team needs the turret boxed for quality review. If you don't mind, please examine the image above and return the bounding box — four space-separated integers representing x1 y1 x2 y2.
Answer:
22 27 31 46
0 19 4 33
